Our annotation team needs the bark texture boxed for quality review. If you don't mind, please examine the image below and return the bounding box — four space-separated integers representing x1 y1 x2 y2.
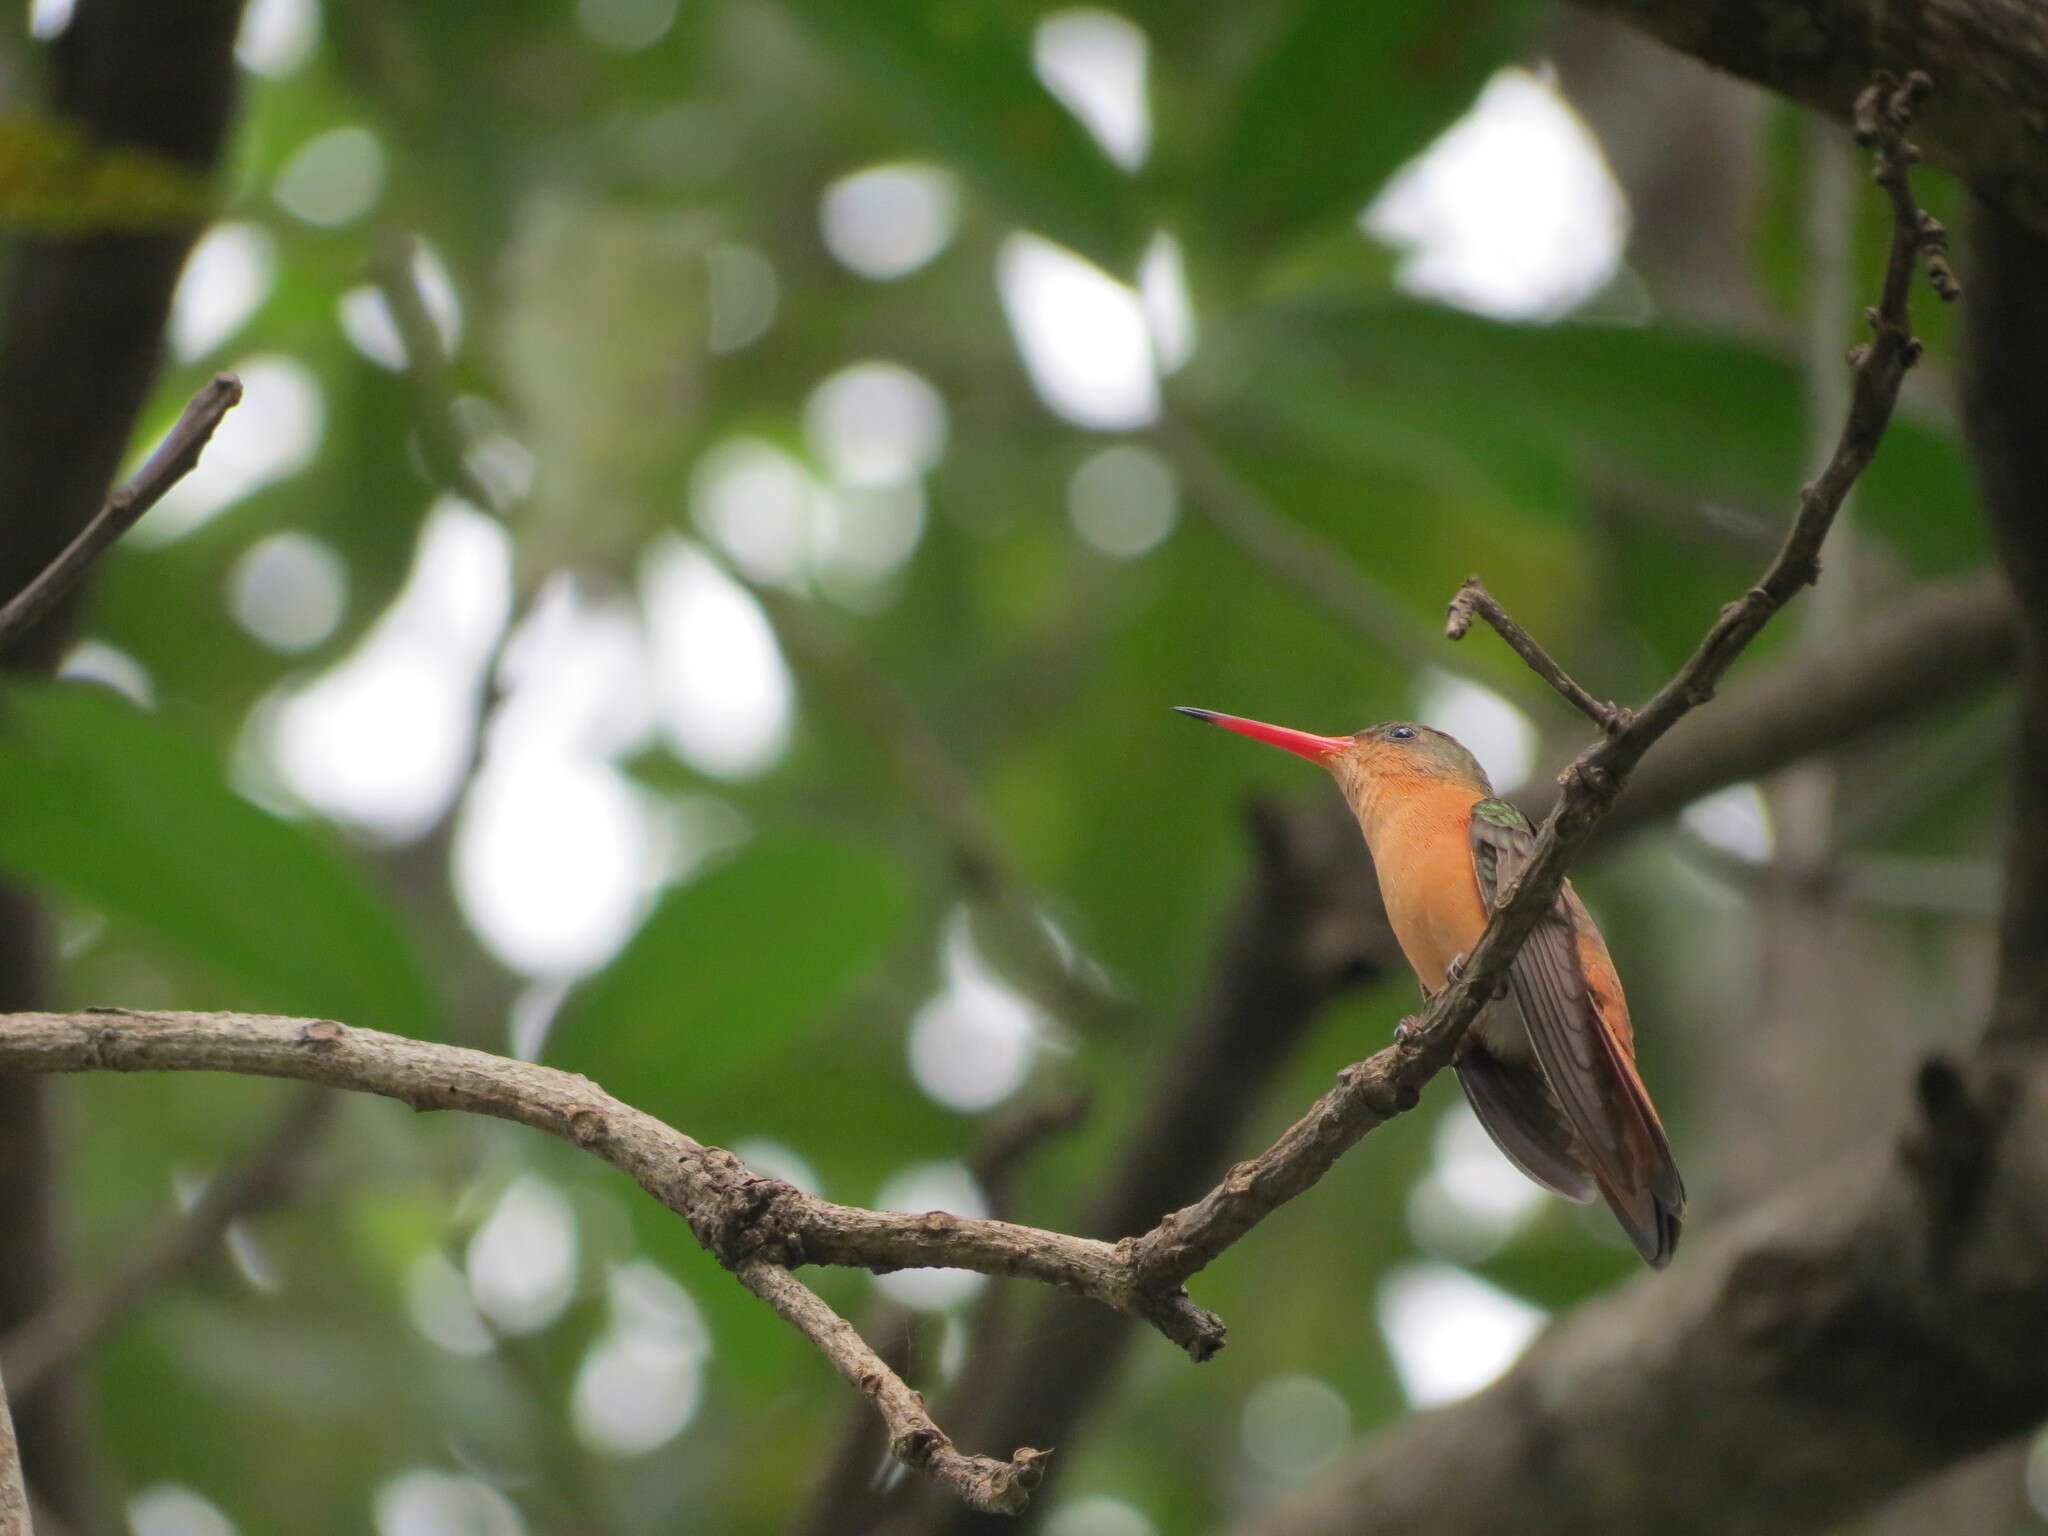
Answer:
1568 0 2048 241
1230 1054 2048 1536
0 2 245 1523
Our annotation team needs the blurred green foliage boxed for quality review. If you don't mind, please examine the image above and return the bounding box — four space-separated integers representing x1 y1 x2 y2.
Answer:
0 1 2013 1533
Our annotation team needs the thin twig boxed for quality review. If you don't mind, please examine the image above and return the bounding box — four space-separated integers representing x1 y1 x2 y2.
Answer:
0 1359 28 1536
0 1086 336 1398
1120 70 1953 1296
1445 578 1623 732
0 375 241 657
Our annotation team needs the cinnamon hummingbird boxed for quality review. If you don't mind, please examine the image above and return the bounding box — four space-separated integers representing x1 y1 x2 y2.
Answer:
1176 709 1685 1268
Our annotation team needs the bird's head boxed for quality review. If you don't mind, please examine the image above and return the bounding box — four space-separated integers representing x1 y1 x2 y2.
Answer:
1174 709 1492 796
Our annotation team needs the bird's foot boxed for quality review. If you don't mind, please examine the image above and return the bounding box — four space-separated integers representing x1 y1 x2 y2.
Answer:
1445 952 1468 982
1393 1016 1421 1045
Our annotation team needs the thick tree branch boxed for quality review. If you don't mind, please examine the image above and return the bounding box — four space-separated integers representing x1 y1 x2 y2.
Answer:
1960 197 2048 1039
1230 1049 2048 1536
1567 0 2048 245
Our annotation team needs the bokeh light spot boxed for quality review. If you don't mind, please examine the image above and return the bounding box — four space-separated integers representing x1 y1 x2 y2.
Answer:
274 126 385 227
821 163 961 281
1376 1262 1546 1408
171 223 277 363
1365 67 1627 321
229 531 348 653
998 234 1158 431
1068 442 1176 559
1033 9 1151 171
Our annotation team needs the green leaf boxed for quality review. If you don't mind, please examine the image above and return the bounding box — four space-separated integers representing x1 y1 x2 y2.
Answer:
779 0 1144 273
550 829 912 1110
0 682 440 1035
1195 0 1523 274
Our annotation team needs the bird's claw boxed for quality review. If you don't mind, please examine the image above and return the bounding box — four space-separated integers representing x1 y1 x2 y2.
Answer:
1445 952 1468 983
1393 1017 1419 1045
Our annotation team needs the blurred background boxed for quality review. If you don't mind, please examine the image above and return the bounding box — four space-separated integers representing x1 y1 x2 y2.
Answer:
0 0 2025 1532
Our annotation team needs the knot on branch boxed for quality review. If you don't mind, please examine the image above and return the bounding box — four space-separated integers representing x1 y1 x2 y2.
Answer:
697 1149 808 1268
943 1446 1054 1515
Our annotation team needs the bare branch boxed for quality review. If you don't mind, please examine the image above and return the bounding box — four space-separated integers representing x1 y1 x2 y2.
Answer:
1445 577 1623 732
0 374 241 658
0 1085 334 1398
737 1261 1050 1515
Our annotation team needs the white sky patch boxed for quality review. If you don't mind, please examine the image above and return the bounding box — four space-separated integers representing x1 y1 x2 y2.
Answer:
1068 442 1176 559
814 480 927 599
998 234 1158 431
821 163 961 281
170 223 277 363
1033 9 1151 171
274 125 385 228
129 1484 240 1536
59 639 154 709
28 0 73 40
1240 1373 1352 1480
236 0 319 78
908 909 1046 1112
576 0 676 52
1139 233 1196 372
572 1262 710 1458
1364 67 1627 321
372 1471 526 1536
1043 1497 1158 1536
805 361 948 487
337 286 406 370
454 578 669 978
258 499 510 842
1412 668 1537 793
144 354 323 540
229 531 348 654
1681 781 1775 864
409 240 464 357
873 1162 989 1311
1407 1098 1547 1263
405 1250 495 1357
466 1174 578 1336
690 438 821 589
706 241 779 354
641 538 794 781
1377 1262 1547 1408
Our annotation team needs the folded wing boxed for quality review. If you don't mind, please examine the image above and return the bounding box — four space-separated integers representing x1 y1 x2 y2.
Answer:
1467 798 1686 1267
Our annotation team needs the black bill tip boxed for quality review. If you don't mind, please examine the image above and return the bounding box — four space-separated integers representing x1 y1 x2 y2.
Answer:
1173 706 1220 722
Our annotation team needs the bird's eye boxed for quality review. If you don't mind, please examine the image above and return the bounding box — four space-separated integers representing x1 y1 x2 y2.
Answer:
1389 726 1416 740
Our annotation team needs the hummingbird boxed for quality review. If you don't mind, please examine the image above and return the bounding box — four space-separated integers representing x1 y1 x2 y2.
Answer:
1176 709 1684 1268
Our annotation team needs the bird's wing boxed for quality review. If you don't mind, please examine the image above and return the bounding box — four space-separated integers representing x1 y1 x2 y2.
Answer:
1454 1040 1596 1204
1469 798 1685 1266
